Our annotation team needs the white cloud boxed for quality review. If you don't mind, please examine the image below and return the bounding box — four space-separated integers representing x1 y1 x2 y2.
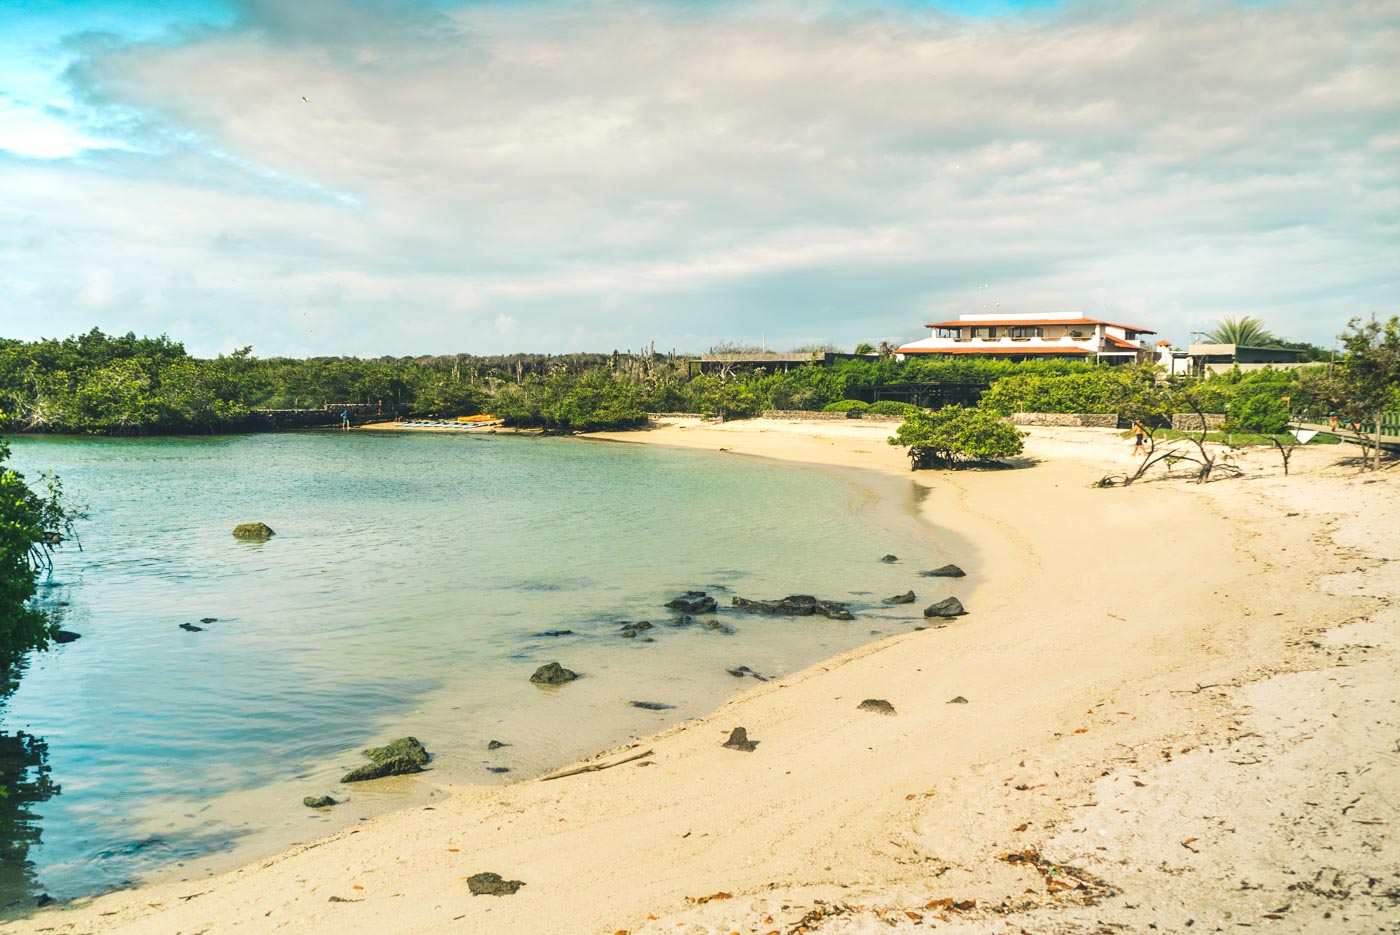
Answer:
0 0 1396 354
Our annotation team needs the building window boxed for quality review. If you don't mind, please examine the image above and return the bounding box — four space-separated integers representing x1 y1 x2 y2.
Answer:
971 326 997 339
935 327 961 339
1008 326 1043 339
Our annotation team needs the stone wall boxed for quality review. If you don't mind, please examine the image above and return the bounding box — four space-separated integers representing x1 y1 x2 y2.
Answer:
1010 412 1119 428
853 413 905 423
761 410 853 421
1172 413 1227 432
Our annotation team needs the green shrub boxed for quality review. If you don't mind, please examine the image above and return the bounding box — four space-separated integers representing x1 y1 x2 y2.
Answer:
1226 392 1289 434
865 400 920 416
822 400 869 413
887 406 1025 468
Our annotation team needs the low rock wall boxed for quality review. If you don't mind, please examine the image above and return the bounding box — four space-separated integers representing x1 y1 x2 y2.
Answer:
1172 413 1227 432
1010 412 1119 428
761 410 853 421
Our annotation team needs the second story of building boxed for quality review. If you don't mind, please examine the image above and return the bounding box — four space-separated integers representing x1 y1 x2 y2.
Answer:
896 311 1155 361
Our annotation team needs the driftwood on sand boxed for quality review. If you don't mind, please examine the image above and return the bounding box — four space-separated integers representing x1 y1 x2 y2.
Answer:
540 749 654 782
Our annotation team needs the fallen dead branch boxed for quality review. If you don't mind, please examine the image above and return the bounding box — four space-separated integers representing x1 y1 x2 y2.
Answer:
540 749 654 781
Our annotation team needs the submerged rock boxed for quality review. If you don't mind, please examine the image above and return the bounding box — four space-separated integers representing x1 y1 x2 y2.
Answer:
630 701 676 710
467 872 525 896
731 594 853 621
486 766 510 774
619 621 654 638
883 591 916 605
53 630 81 643
722 727 759 752
199 617 218 624
232 522 275 540
701 619 736 635
178 622 204 632
921 564 966 578
530 661 580 685
726 665 769 681
879 554 899 563
666 593 718 614
303 795 337 808
534 629 575 637
923 597 967 618
858 698 897 716
487 740 509 750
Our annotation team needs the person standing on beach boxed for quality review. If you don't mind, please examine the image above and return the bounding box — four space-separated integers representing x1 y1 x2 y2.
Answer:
1132 419 1149 456
341 410 351 431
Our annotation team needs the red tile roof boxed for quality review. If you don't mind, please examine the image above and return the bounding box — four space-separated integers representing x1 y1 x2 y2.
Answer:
922 317 1156 334
1103 335 1144 350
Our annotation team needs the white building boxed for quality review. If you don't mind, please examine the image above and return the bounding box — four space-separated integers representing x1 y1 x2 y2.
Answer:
896 311 1155 363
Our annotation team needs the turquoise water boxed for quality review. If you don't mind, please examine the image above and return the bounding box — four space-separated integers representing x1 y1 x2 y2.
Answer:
1 431 950 904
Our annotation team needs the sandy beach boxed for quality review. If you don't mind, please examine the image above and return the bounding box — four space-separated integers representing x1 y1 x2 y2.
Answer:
8 418 1396 934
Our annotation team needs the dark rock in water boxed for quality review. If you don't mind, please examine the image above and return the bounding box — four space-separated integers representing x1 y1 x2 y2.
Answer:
232 522 275 540
467 872 525 896
883 591 916 605
178 622 204 632
303 795 337 808
726 666 768 681
620 629 636 639
731 594 853 621
858 698 897 716
666 593 718 614
630 701 675 710
340 756 424 783
365 737 429 767
200 617 218 624
487 740 509 750
53 630 81 643
948 695 969 704
701 619 736 635
486 767 510 774
34 894 54 908
534 629 575 638
340 737 430 783
722 727 759 752
921 564 967 578
530 661 580 685
880 554 899 563
619 621 654 638
924 597 966 618
666 615 694 628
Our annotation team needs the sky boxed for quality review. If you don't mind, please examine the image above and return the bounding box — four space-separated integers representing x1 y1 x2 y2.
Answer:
0 0 1396 358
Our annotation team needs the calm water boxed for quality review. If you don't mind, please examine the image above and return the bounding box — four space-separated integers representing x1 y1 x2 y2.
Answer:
1 430 952 904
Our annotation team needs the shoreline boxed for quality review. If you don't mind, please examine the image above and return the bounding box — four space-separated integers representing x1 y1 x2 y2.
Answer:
7 419 1394 933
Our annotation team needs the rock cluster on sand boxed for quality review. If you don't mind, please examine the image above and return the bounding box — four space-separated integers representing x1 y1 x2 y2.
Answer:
924 597 967 618
466 872 525 896
340 737 429 783
732 594 853 620
858 698 897 715
232 522 275 540
920 564 966 578
722 727 759 751
530 661 580 685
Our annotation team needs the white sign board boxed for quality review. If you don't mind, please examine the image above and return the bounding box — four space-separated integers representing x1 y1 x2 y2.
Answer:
1291 429 1318 444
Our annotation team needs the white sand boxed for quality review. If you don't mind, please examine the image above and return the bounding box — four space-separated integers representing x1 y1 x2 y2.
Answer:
9 418 1395 934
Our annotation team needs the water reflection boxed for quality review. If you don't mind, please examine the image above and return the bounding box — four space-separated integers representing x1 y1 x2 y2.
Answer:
0 730 58 907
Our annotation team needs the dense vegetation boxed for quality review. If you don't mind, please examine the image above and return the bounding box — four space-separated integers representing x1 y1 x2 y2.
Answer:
0 433 81 683
888 406 1026 468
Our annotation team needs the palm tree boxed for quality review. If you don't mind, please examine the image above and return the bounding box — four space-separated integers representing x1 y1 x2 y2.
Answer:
1203 316 1276 347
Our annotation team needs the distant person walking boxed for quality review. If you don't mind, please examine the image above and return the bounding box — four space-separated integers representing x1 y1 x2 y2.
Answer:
341 410 351 431
1329 398 1341 431
1131 419 1149 456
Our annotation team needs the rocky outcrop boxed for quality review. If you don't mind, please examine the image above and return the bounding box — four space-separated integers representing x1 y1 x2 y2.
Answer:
666 592 718 614
731 594 853 620
467 872 525 896
920 564 967 578
530 662 580 685
923 597 967 618
340 737 430 783
858 699 897 716
882 591 916 605
232 522 275 540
